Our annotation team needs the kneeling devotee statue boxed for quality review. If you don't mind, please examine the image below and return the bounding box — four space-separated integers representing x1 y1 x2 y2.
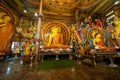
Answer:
43 26 71 50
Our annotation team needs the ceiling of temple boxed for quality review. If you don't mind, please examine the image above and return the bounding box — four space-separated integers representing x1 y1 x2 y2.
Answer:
2 0 118 18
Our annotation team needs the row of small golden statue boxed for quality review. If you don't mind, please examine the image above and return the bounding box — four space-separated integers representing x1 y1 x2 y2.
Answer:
12 40 36 62
22 40 36 56
21 40 36 63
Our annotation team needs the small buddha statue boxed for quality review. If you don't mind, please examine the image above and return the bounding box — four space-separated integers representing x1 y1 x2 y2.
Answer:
44 26 70 50
93 33 106 49
93 33 115 51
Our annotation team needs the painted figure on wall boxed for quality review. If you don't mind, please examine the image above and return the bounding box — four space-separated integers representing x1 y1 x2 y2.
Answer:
77 22 83 41
0 12 13 53
70 24 82 45
94 19 103 29
106 21 116 47
21 26 36 39
81 24 88 42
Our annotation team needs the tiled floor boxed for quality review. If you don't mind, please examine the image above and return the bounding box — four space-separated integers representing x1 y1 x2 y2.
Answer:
0 58 120 80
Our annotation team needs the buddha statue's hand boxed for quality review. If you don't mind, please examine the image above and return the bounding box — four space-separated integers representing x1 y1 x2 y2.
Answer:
56 44 61 46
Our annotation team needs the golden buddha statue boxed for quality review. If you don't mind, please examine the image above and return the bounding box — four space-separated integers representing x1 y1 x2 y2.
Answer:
44 26 70 50
0 13 13 53
93 33 106 49
113 16 120 47
93 33 115 51
113 16 120 38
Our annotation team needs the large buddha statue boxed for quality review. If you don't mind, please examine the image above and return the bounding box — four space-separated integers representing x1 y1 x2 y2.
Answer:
43 26 70 50
113 16 120 47
0 12 13 54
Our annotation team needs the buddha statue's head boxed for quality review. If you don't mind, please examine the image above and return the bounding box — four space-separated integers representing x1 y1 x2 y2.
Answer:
0 12 11 24
51 26 61 34
4 15 11 23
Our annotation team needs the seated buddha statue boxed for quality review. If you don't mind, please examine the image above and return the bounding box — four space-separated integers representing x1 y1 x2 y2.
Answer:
43 26 70 50
0 13 13 54
93 33 116 51
113 16 120 38
113 16 120 47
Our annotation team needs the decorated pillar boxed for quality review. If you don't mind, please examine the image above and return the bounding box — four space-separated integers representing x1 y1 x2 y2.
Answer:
35 0 42 62
75 9 79 27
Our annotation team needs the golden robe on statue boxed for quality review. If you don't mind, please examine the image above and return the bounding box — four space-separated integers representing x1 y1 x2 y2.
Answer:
93 33 116 51
0 15 13 54
43 26 70 50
